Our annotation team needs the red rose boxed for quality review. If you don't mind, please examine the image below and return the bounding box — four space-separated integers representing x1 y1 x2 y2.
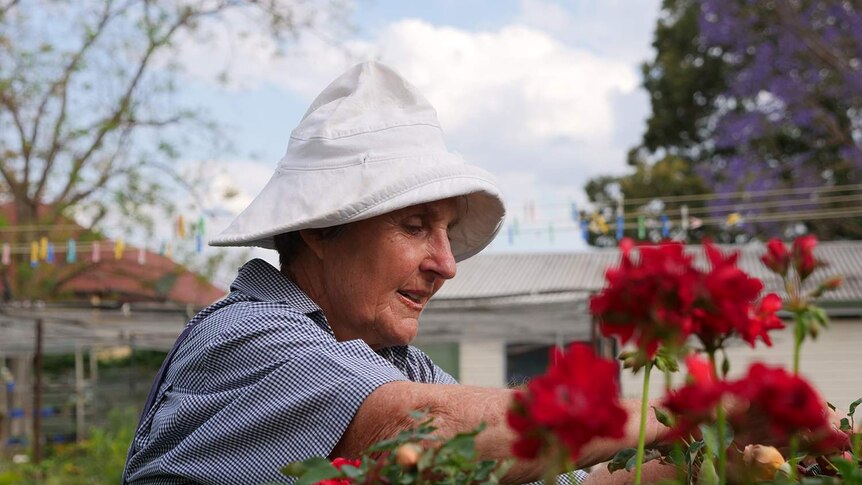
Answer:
736 293 785 347
662 355 727 436
508 343 627 462
592 240 781 357
791 235 819 280
761 238 790 276
331 458 361 469
693 242 771 349
663 382 727 437
685 355 717 384
591 240 698 357
729 364 829 441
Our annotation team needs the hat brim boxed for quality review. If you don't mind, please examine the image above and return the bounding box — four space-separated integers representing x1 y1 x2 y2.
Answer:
209 156 505 262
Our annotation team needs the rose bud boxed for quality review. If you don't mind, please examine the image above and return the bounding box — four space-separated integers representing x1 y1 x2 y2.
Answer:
792 235 819 280
742 444 785 482
810 275 843 298
822 275 843 290
761 238 790 276
395 443 422 469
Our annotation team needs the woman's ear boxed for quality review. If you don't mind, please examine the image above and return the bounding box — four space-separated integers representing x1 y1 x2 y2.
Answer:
298 229 326 260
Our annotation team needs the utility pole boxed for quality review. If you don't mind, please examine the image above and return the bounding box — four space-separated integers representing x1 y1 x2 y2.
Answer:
32 318 43 464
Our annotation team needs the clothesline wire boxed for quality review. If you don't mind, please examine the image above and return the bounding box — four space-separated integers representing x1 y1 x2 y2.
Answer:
509 206 862 235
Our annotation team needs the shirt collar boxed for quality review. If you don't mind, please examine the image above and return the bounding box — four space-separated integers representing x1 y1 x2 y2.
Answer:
229 258 322 315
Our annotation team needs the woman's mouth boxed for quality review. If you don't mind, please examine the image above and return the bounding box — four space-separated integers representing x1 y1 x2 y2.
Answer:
396 289 428 308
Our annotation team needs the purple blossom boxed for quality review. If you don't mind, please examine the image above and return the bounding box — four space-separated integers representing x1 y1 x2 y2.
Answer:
695 0 862 237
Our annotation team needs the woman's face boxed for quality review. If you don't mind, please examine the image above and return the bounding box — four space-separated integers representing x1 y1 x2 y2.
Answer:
314 198 460 349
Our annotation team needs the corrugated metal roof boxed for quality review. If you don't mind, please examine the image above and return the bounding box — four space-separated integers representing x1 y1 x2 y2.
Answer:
434 241 862 303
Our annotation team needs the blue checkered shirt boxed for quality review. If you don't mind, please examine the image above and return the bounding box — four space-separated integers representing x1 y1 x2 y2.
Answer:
124 258 585 485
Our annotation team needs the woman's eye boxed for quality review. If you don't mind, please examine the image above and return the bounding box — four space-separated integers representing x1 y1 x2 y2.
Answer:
403 217 424 234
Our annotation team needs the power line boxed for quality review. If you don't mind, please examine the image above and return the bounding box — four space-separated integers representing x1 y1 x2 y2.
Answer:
508 183 862 215
618 183 862 206
0 224 82 233
635 193 862 217
508 206 862 235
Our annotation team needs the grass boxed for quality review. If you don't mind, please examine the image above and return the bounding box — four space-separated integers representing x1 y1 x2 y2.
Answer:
0 407 136 485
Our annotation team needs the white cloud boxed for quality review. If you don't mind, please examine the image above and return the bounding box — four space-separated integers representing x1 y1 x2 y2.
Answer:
164 5 364 96
374 20 639 142
172 15 640 141
205 160 275 217
518 0 661 65
166 3 660 253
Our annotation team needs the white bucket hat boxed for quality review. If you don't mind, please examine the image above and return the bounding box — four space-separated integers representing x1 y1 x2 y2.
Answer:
209 61 506 261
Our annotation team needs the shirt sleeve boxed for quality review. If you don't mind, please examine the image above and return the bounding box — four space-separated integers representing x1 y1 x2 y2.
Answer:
525 470 588 485
130 306 409 485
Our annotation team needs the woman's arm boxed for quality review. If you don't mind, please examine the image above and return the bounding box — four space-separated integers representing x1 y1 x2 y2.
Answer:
330 381 669 484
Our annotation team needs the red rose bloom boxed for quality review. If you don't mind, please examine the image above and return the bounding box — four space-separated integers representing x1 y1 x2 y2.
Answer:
761 238 790 276
791 235 819 280
693 242 769 349
729 364 829 440
508 343 627 462
590 239 698 357
740 293 785 347
592 240 782 357
684 354 717 385
662 355 727 436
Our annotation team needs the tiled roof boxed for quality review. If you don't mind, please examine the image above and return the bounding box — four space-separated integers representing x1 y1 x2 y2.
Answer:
434 241 862 304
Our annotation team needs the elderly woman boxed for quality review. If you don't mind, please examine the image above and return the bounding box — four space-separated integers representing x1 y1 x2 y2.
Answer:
123 62 669 484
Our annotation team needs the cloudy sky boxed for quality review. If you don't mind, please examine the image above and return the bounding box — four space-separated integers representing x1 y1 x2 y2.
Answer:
174 0 662 279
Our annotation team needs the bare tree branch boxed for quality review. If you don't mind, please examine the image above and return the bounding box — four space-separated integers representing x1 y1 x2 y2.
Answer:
0 0 20 18
0 90 26 195
32 0 122 203
52 7 188 206
53 2 238 208
50 123 135 222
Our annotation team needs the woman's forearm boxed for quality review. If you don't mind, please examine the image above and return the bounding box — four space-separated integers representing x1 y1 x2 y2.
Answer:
331 381 544 483
331 383 667 484
574 398 669 468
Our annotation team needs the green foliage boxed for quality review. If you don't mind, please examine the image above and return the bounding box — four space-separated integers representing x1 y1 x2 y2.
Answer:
697 456 719 485
619 346 682 376
654 406 675 429
640 0 728 157
283 413 511 484
282 457 341 485
832 457 862 485
583 155 713 247
608 447 664 473
699 424 733 461
41 350 166 375
0 407 136 485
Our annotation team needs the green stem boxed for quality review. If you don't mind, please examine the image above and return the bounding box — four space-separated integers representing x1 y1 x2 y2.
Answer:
852 432 861 459
543 447 562 485
634 361 652 485
664 367 687 485
788 436 798 482
792 327 802 375
708 352 727 485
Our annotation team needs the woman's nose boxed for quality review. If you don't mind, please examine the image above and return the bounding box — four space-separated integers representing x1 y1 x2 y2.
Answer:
421 231 457 280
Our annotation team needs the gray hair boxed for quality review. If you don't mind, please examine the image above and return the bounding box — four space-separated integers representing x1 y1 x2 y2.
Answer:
274 225 346 269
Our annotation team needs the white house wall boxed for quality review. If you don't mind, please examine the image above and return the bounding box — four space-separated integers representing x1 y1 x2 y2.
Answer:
458 338 506 388
619 318 862 410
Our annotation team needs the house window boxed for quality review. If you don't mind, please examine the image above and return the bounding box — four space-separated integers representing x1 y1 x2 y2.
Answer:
415 342 460 381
